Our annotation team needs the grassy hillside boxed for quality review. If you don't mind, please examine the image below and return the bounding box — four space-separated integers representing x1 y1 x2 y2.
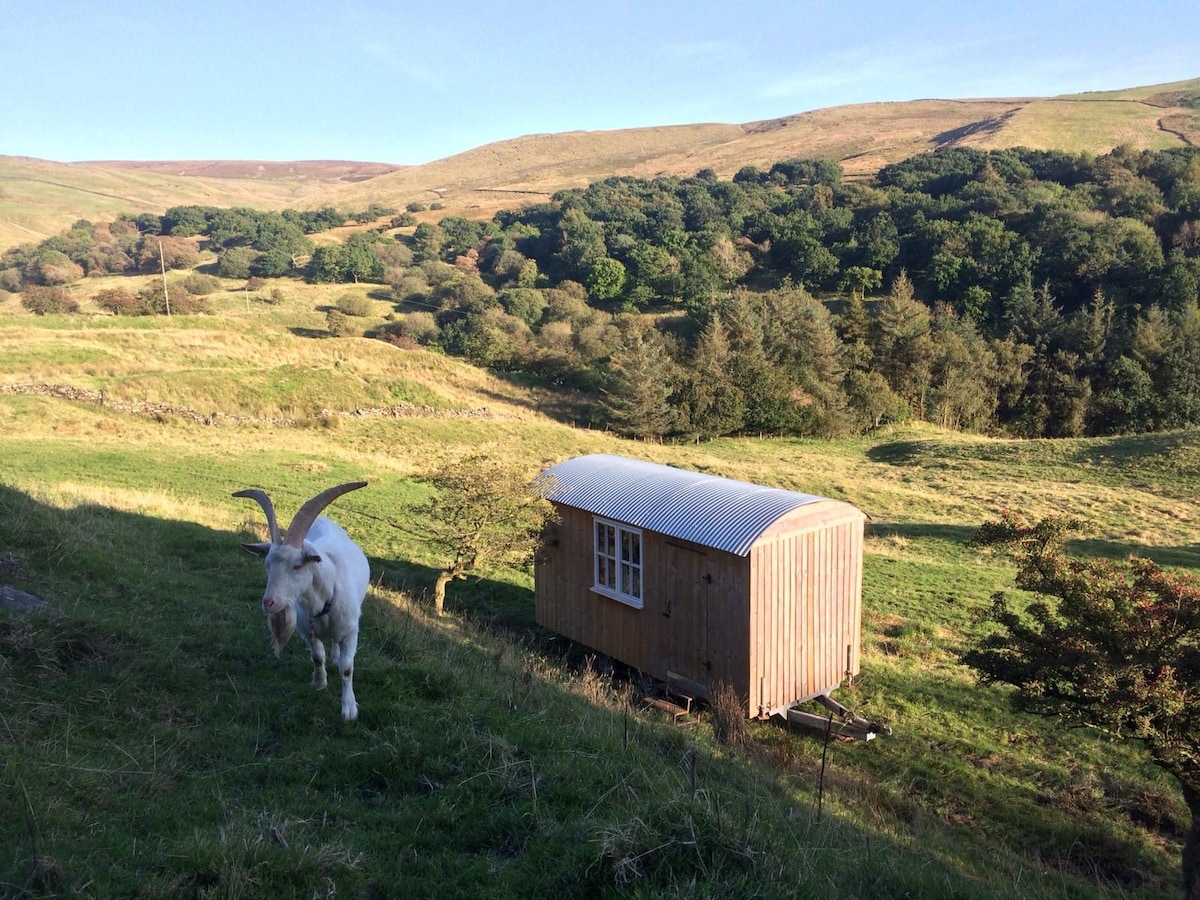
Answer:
2 283 1197 897
4 77 1196 253
0 158 392 255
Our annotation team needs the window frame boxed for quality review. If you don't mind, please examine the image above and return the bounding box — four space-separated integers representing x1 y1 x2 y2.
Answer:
592 517 644 609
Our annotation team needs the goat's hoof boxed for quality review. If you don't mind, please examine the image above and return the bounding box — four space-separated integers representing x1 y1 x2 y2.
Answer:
342 704 358 721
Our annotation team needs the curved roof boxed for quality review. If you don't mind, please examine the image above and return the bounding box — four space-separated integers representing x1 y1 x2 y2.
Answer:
542 454 842 556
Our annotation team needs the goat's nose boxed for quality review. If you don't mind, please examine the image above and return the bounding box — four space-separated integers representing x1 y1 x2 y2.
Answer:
262 597 278 613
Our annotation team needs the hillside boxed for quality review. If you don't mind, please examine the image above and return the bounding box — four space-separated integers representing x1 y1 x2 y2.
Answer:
2 283 1198 896
2 76 1196 252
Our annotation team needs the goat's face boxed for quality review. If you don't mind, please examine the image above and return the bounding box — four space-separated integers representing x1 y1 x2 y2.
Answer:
244 540 323 653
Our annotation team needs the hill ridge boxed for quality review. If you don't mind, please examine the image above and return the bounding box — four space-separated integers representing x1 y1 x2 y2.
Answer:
1 76 1197 251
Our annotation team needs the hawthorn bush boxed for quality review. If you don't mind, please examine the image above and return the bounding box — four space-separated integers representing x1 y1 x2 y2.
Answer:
964 510 1200 899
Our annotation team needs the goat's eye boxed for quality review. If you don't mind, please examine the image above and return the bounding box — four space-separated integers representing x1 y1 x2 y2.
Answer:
292 563 305 571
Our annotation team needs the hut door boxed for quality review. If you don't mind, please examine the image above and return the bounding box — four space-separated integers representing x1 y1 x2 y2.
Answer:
662 543 709 692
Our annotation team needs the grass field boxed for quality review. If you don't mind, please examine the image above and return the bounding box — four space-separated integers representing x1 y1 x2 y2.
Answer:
2 286 1197 897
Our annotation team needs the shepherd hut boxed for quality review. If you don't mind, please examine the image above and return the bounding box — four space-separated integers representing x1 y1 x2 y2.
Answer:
535 454 866 719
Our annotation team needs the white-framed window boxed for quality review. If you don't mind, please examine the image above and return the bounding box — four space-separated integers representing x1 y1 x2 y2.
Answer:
593 517 643 608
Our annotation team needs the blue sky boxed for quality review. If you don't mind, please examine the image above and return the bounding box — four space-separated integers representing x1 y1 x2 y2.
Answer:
3 1 1198 165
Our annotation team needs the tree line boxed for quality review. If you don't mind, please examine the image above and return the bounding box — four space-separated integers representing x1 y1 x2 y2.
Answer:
377 145 1200 440
4 145 1200 439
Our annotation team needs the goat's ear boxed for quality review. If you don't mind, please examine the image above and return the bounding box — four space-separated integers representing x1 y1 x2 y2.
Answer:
303 551 323 565
241 542 272 557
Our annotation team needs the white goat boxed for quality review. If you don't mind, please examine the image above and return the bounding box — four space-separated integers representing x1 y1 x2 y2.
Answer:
234 482 370 721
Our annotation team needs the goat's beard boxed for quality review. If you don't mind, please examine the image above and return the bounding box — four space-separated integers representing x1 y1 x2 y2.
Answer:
268 604 297 656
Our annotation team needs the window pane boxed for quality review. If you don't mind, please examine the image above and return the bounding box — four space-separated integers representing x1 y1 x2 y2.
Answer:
597 556 608 587
621 563 631 595
631 568 641 598
630 533 640 565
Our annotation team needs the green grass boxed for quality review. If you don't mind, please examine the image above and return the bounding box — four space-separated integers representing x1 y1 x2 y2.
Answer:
0 294 1195 897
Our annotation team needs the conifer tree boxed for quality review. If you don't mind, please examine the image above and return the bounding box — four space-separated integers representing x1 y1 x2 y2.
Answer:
684 314 745 439
599 326 681 439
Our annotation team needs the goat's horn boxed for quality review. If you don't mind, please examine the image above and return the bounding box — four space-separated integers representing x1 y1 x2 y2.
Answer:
233 488 281 544
285 481 367 548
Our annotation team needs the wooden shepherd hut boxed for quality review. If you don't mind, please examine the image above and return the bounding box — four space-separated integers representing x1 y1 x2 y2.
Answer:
535 454 866 719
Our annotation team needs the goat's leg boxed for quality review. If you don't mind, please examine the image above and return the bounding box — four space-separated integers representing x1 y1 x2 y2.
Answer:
335 629 359 721
309 637 328 690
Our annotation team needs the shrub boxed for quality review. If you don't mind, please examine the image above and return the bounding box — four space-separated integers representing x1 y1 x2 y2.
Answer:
20 285 79 315
31 252 84 286
168 291 212 315
93 287 141 315
398 310 439 343
182 273 223 295
217 248 257 279
500 287 547 327
391 212 417 227
326 309 361 337
389 274 430 303
136 281 210 316
0 268 22 292
405 202 427 213
335 293 374 317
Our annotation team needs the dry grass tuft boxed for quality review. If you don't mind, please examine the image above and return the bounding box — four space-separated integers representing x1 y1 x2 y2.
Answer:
710 682 749 748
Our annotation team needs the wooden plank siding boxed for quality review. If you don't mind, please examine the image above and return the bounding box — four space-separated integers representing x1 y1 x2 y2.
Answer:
749 503 864 716
535 487 864 718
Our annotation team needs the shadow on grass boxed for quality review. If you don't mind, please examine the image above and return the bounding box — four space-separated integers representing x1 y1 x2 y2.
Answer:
865 439 936 465
839 662 1184 894
458 358 601 424
868 519 1200 570
866 521 979 546
1068 429 1198 466
1068 537 1200 569
288 326 333 339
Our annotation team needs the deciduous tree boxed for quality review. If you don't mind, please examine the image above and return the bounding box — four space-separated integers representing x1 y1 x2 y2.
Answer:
414 455 557 615
964 511 1200 900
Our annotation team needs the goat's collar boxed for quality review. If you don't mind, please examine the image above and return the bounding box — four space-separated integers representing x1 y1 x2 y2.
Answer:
307 592 334 642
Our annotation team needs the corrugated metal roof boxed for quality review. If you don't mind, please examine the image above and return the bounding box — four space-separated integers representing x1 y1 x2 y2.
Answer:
542 454 835 556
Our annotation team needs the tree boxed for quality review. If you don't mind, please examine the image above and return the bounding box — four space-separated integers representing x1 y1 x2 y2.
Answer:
137 236 198 272
599 325 681 439
963 511 1200 899
682 314 745 439
217 247 257 280
845 369 906 428
411 221 445 263
162 205 209 236
499 287 547 327
20 285 78 315
838 266 883 295
838 289 874 371
871 292 934 415
585 256 627 301
308 244 347 283
28 250 83 286
342 233 385 283
414 454 557 615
